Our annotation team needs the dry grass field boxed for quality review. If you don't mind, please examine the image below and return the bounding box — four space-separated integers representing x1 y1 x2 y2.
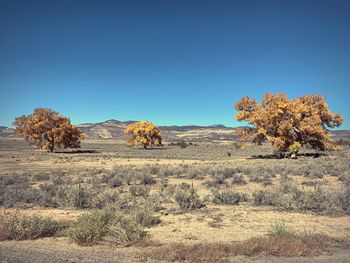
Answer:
1 137 350 262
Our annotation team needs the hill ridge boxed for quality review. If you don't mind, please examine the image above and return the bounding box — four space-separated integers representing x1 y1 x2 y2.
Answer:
1 120 349 142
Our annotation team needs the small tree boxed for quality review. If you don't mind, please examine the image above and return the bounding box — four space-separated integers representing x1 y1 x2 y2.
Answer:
234 93 344 157
124 121 163 149
13 108 84 152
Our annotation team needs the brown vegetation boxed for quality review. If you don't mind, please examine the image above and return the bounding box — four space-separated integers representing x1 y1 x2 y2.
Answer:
235 93 344 157
147 225 342 262
13 108 84 152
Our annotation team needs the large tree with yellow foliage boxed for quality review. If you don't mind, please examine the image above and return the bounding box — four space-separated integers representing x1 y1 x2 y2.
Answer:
234 93 344 157
13 108 84 152
124 121 163 149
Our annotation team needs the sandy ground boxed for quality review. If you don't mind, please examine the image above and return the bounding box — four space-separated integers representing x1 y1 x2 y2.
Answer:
150 205 350 244
1 238 350 263
1 139 350 262
4 204 349 245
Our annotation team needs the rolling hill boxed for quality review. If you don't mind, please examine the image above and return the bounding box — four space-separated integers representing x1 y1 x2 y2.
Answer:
1 120 349 142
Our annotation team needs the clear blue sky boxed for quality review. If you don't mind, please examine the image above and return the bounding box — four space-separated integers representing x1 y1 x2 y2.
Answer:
1 0 349 129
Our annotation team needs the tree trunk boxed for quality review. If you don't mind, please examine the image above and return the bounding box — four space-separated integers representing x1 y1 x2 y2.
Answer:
48 144 54 152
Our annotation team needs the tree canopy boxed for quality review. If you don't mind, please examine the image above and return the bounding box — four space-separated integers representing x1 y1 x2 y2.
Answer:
124 121 163 149
234 93 344 155
13 108 84 152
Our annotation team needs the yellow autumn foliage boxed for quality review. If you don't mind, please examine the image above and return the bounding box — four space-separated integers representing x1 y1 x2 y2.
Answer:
124 121 163 149
13 108 84 152
234 93 344 153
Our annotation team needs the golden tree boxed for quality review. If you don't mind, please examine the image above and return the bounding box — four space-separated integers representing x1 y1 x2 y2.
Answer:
234 93 344 157
124 121 163 149
13 108 84 152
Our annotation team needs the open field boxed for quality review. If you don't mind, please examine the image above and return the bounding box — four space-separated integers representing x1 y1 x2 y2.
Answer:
1 137 350 262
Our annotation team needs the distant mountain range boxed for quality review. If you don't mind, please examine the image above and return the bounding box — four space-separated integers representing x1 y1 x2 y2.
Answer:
77 119 239 141
1 119 349 142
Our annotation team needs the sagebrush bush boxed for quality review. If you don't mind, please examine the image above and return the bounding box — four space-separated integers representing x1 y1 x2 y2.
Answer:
132 204 161 227
205 174 226 188
253 182 345 214
64 184 92 208
268 222 292 236
338 185 350 214
0 184 41 208
212 190 248 205
174 187 204 210
248 173 273 186
0 212 59 240
66 209 145 246
232 174 247 185
129 185 149 197
107 177 123 188
140 174 156 185
253 189 279 206
90 189 121 208
179 182 191 190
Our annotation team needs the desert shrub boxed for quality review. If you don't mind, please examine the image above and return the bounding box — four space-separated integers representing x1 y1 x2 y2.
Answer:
221 167 235 178
205 174 226 188
129 185 150 197
253 189 279 206
169 140 190 148
90 189 121 209
66 209 114 245
212 190 248 205
174 187 204 210
252 189 295 210
122 173 133 185
66 209 145 246
132 205 161 227
140 174 156 185
338 175 350 185
268 222 292 236
186 167 204 179
295 186 341 214
232 174 247 185
0 211 59 240
32 173 50 181
38 181 95 209
105 168 134 186
0 175 41 207
338 185 350 214
0 184 41 208
159 176 168 187
50 172 67 185
248 173 273 186
159 184 176 202
179 182 191 190
0 174 28 186
158 165 175 177
39 183 67 207
309 170 324 179
279 175 298 193
253 183 343 214
107 177 123 188
65 185 92 208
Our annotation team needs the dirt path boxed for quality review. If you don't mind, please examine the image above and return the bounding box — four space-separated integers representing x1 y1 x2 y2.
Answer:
1 238 350 263
0 238 140 263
